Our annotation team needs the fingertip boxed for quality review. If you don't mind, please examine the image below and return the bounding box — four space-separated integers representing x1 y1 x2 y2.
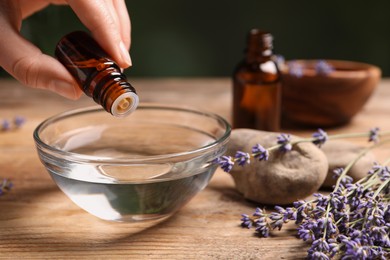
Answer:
119 41 132 68
49 80 82 100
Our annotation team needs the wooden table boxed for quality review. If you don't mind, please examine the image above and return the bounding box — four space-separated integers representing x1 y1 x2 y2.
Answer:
0 78 389 259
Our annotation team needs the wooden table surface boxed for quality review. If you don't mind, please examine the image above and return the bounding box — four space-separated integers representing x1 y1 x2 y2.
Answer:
0 78 389 259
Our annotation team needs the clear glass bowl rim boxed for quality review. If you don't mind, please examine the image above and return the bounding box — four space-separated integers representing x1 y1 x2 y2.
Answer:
33 104 231 164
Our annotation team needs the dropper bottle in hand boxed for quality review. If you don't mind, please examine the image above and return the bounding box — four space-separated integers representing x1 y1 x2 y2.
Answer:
55 31 139 117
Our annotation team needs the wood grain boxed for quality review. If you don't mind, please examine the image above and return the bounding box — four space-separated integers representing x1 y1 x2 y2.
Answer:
0 78 389 259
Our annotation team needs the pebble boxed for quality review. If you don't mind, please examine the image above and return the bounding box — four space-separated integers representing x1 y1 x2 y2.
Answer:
321 140 376 188
227 129 328 205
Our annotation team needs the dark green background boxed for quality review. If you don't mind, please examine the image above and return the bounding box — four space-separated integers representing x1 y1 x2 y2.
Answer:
2 0 390 77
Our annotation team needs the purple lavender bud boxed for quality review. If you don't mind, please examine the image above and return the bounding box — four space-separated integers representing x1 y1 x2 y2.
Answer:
326 218 338 236
314 193 330 207
14 116 26 128
308 238 331 258
368 162 381 175
240 214 253 229
368 127 380 143
288 61 303 78
378 166 390 181
255 220 270 238
327 239 339 258
315 60 334 75
369 163 390 181
332 167 344 179
234 151 250 166
251 144 269 161
215 156 235 172
253 207 264 217
309 251 330 260
274 205 285 214
284 207 296 221
277 134 292 152
297 226 314 241
293 200 306 208
312 128 328 147
1 119 11 131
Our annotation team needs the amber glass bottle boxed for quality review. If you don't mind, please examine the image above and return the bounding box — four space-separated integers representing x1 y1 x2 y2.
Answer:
55 31 139 117
233 29 281 131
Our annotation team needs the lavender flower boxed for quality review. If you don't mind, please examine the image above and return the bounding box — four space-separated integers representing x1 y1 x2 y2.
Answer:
252 144 269 161
234 151 250 166
255 217 270 237
215 156 234 173
14 116 26 128
314 193 329 208
308 238 331 259
368 127 380 143
269 211 284 230
277 134 292 152
312 128 328 147
253 207 265 217
369 163 390 181
332 167 344 179
369 226 390 247
1 119 10 131
240 214 253 229
288 61 303 78
0 178 12 196
341 239 373 260
315 60 334 75
293 200 311 224
298 226 314 241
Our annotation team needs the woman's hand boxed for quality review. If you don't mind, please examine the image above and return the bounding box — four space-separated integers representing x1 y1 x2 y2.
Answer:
0 0 131 99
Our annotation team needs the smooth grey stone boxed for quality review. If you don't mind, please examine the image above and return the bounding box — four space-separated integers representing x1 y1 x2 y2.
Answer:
321 140 376 188
227 129 328 205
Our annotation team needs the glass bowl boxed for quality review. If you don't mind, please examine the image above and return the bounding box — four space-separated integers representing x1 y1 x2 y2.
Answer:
33 104 230 222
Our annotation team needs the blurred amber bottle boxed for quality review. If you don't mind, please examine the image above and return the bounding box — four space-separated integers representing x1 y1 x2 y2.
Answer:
55 31 139 117
233 29 281 131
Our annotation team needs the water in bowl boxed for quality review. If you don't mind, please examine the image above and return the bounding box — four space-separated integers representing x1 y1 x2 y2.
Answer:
45 126 218 222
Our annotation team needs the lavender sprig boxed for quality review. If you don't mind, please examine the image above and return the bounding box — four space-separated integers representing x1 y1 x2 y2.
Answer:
215 127 390 173
312 128 328 148
369 127 380 143
277 134 292 152
1 119 11 131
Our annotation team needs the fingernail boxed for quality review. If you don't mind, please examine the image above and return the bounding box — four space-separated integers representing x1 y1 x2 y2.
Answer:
119 41 132 67
51 80 79 100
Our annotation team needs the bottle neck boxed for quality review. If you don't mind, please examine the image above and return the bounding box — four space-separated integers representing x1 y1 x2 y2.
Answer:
245 30 274 63
88 68 138 117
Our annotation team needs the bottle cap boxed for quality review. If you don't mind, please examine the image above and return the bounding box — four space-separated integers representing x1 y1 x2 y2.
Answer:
111 91 139 117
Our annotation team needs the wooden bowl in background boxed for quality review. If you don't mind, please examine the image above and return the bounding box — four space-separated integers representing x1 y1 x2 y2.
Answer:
281 60 381 128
